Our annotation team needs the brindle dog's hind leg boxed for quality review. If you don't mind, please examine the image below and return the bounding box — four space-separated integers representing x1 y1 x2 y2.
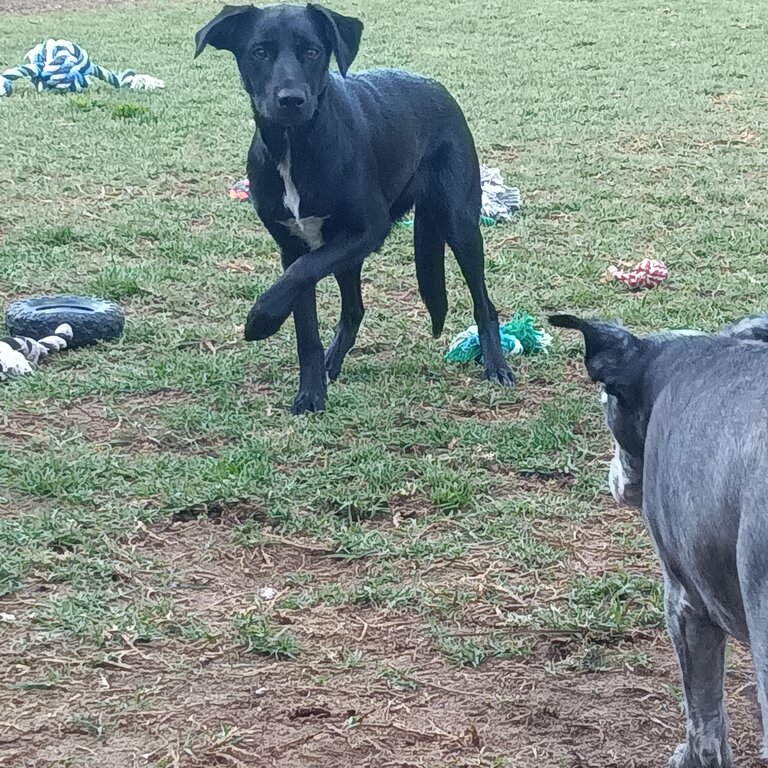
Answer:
664 572 733 768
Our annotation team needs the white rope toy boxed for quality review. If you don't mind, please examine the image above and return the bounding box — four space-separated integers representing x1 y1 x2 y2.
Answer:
0 324 73 382
0 39 164 98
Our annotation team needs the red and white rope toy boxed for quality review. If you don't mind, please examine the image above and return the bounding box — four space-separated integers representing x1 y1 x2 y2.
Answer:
604 258 669 290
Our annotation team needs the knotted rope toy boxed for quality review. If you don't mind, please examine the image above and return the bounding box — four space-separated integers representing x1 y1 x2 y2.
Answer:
229 166 523 226
603 258 669 290
0 325 73 382
479 166 523 224
1 39 164 98
229 178 251 201
445 313 551 364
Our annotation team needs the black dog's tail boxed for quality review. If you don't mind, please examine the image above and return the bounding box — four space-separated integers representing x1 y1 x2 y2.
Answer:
413 212 448 337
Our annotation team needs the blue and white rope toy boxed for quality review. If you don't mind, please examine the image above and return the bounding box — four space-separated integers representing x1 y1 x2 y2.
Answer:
1 39 164 98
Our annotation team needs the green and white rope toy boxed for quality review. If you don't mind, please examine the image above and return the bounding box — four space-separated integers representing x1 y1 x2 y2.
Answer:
1 39 164 98
445 312 552 364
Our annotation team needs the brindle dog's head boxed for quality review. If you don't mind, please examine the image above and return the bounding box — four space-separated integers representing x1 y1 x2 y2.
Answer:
550 312 768 509
549 314 647 507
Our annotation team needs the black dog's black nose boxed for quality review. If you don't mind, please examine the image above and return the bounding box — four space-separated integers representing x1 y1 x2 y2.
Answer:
277 89 306 109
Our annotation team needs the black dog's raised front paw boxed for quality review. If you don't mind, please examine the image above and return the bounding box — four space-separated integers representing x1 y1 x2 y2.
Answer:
244 300 292 341
291 387 326 415
484 363 516 388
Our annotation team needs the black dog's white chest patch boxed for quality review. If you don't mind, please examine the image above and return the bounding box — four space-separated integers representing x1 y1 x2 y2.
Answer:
276 144 327 251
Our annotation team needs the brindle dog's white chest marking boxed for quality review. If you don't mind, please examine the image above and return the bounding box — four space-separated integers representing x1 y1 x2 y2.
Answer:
277 142 327 251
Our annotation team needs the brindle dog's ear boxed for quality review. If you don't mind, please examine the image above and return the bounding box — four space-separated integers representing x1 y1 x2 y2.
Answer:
720 314 768 343
194 5 259 58
307 4 363 77
549 314 643 401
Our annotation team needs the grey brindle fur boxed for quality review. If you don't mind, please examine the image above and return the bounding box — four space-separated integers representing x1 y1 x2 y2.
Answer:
550 313 768 768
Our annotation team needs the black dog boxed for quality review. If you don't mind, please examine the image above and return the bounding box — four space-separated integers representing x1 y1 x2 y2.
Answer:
195 3 514 413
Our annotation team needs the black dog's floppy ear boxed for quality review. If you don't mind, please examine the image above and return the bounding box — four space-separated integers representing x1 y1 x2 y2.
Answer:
195 5 258 58
549 314 642 400
307 4 363 77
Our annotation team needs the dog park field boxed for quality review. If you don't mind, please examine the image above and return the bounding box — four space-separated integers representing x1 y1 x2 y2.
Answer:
2 0 768 765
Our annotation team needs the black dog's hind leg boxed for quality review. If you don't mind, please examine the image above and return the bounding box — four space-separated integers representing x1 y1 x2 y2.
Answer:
414 204 448 338
325 264 365 381
444 215 515 387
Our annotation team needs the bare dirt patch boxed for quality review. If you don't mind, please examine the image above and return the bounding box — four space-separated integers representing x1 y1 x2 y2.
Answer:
537 499 659 577
0 390 220 456
492 468 576 499
3 613 763 767
2 397 116 445
2 515 764 768
441 378 557 424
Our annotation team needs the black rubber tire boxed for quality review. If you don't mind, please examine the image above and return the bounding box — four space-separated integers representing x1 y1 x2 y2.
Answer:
5 296 125 350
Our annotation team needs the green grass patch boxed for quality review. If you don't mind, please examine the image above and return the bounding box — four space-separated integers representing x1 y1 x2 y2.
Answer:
233 612 301 659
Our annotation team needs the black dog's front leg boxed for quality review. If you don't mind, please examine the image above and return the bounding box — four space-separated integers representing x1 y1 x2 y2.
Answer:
291 283 327 414
271 247 327 414
244 228 386 343
325 264 364 381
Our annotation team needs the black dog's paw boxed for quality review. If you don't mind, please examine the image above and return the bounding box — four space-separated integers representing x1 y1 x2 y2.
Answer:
484 364 516 388
291 388 326 415
244 301 291 341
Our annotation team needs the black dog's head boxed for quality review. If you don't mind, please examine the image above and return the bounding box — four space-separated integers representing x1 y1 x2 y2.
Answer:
195 3 363 127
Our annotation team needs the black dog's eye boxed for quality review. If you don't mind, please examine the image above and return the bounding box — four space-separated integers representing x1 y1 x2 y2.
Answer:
253 46 269 60
304 47 321 59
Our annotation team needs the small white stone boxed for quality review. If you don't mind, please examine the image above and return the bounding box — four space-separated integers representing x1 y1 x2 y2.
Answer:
0 613 17 622
258 586 277 601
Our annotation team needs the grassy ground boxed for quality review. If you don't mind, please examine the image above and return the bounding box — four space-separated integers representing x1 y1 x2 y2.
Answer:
2 0 768 765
